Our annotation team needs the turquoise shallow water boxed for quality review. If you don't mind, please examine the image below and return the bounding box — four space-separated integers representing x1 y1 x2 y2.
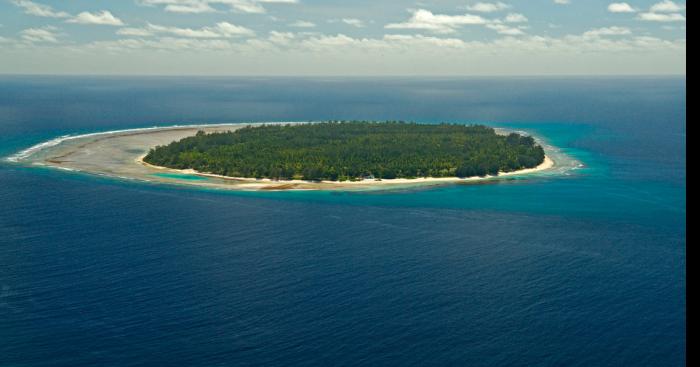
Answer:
0 76 685 366
151 172 209 181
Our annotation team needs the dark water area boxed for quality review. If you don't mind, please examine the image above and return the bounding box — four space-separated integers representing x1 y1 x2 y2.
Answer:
0 76 685 366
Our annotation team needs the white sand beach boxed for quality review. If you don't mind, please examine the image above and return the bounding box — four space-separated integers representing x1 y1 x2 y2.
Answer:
8 123 569 191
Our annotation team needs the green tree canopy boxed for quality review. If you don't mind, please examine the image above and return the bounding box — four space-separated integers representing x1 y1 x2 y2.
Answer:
144 121 545 181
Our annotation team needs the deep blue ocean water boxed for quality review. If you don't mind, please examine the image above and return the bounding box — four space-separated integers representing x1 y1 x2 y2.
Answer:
0 76 685 366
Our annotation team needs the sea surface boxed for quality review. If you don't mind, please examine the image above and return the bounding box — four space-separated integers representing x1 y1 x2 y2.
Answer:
0 76 686 366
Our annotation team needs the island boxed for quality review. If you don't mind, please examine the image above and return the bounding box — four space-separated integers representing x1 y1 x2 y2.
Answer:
143 122 546 182
7 121 566 191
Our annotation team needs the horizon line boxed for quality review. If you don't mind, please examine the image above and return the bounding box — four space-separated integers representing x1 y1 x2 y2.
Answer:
0 73 687 79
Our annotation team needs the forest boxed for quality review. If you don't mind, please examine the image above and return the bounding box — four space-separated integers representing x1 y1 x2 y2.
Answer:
143 121 546 181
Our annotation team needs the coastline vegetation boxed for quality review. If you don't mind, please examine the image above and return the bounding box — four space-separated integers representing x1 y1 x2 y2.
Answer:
143 121 545 181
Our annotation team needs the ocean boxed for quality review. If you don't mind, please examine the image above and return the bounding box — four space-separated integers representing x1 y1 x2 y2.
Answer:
0 76 686 366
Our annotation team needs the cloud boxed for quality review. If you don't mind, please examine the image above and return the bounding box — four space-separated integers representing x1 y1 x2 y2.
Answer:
268 31 295 44
69 27 683 74
137 0 299 14
150 1 216 14
12 1 128 28
298 33 470 52
503 13 528 23
214 21 256 36
583 26 631 37
67 11 125 26
20 26 60 42
385 9 488 34
290 21 316 28
553 0 570 4
486 23 525 35
11 0 70 18
117 28 154 37
637 12 686 22
465 2 511 13
87 32 684 57
383 34 467 48
608 3 636 13
649 1 685 13
634 1 685 22
120 22 255 38
341 18 365 28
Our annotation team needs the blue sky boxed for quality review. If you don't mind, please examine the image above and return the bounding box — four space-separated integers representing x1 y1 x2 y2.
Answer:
0 0 686 75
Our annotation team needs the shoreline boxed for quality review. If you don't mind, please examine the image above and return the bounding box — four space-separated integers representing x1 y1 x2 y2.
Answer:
7 122 568 191
136 154 555 186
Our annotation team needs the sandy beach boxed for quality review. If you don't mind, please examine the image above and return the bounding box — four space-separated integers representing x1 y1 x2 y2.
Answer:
7 123 571 191
136 154 555 187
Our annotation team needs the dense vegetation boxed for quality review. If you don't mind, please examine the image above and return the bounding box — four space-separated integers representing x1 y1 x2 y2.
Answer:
144 122 545 181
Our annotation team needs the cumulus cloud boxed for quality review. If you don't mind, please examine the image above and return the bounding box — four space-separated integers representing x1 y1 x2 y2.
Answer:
3 0 686 77
385 9 488 34
465 2 511 13
67 11 125 26
57 23 683 78
649 1 685 13
119 22 255 38
486 23 525 35
290 21 316 28
117 27 154 37
137 0 298 14
20 26 60 42
12 1 126 27
341 18 365 28
504 13 528 23
11 0 70 18
268 31 295 44
638 12 686 22
583 26 632 38
553 0 570 4
608 3 636 13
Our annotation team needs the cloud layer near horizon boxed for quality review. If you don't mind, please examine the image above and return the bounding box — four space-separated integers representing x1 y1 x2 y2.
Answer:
0 0 686 75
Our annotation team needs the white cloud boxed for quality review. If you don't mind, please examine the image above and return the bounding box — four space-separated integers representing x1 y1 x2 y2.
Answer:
383 34 467 48
298 33 469 52
385 9 488 34
125 22 255 38
67 11 125 26
11 0 70 18
268 31 295 44
554 0 570 4
341 18 365 28
146 24 221 38
608 3 636 13
504 13 528 23
84 32 684 57
20 26 60 43
634 1 685 22
649 1 685 13
466 2 511 13
637 12 686 22
154 1 215 14
486 24 525 35
117 28 154 37
3 0 686 76
137 0 298 14
290 21 316 28
583 26 632 38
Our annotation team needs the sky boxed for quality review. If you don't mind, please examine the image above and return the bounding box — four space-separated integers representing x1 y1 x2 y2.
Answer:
0 0 686 76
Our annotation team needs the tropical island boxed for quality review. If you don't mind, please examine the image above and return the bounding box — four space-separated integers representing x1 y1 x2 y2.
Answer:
143 121 546 181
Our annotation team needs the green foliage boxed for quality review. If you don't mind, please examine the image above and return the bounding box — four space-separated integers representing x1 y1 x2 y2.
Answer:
143 122 545 181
